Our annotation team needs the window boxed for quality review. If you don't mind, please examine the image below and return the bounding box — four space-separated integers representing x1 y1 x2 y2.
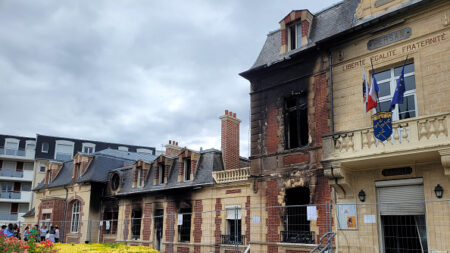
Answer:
103 205 118 235
25 141 35 151
40 165 46 172
178 208 192 242
223 206 243 245
55 140 74 161
2 182 13 192
82 143 95 154
111 173 120 191
41 142 49 153
118 146 128 151
136 167 143 187
131 207 142 240
288 22 302 50
43 213 51 220
159 165 165 184
282 187 313 243
10 203 18 214
375 63 417 121
285 94 308 149
184 159 191 181
71 201 81 233
4 138 19 155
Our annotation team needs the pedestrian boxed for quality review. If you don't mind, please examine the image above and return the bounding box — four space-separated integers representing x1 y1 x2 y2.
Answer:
0 225 6 236
30 225 40 242
13 224 20 239
40 225 48 242
55 225 60 243
48 226 55 243
4 224 15 237
24 226 30 241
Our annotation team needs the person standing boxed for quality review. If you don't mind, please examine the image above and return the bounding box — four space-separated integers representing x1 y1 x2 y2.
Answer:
24 226 30 241
4 224 15 237
40 225 48 242
30 225 40 242
0 225 6 236
48 226 55 243
54 225 60 243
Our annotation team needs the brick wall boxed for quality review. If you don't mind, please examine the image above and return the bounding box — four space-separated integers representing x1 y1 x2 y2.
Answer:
245 196 250 243
142 202 152 241
63 196 85 244
221 110 240 170
193 200 203 253
164 202 176 253
266 180 279 253
313 74 330 146
314 175 332 243
214 198 222 252
283 153 309 166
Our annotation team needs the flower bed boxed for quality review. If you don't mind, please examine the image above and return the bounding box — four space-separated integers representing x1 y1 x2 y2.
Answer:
0 236 56 253
56 243 159 253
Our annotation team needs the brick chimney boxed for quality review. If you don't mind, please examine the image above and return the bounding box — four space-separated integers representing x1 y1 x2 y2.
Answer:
165 140 182 156
220 109 241 170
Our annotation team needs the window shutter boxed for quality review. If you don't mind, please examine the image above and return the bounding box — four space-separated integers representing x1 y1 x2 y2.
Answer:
377 184 425 215
226 206 242 220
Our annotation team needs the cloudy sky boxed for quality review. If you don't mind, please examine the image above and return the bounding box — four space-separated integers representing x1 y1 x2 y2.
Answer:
0 0 340 156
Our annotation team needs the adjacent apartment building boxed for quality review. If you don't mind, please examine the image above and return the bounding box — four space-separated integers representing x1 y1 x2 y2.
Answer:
0 135 35 225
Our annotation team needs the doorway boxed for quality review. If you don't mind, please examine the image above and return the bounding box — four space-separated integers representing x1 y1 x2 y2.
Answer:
283 187 313 243
376 179 428 253
131 207 142 240
154 209 164 251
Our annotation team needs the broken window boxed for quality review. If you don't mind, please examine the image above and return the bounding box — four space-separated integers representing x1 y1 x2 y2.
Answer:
282 187 314 244
184 159 191 181
136 166 143 187
154 209 164 251
285 94 308 149
131 206 142 240
103 205 118 235
159 165 165 184
178 208 192 242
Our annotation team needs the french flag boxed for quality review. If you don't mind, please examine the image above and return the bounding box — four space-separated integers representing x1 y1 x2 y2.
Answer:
366 65 379 112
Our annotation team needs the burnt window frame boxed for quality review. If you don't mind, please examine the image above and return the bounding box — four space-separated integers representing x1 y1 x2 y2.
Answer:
184 158 191 181
178 207 192 242
284 93 309 150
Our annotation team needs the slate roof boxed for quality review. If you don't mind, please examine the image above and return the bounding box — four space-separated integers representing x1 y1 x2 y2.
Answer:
245 0 429 73
112 149 250 196
22 207 35 218
33 149 157 190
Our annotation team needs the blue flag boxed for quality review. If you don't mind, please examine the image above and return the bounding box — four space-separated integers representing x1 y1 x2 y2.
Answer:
390 57 408 111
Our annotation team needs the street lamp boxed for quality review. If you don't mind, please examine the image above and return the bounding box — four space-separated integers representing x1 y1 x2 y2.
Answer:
434 184 443 199
358 190 366 202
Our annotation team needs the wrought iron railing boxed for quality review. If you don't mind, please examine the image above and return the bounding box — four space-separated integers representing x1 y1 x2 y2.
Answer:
280 230 315 244
221 234 245 245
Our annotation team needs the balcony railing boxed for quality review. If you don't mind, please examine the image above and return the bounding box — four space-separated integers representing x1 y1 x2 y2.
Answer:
221 234 245 245
0 147 25 156
0 213 18 221
322 113 450 163
0 170 23 178
55 153 72 161
212 167 250 183
0 191 21 199
281 230 315 244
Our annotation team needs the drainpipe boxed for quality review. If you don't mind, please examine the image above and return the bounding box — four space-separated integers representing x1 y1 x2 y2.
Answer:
62 185 69 243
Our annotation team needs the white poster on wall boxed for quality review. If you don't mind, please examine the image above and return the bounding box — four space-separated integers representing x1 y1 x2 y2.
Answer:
178 214 183 225
364 215 376 223
307 206 317 221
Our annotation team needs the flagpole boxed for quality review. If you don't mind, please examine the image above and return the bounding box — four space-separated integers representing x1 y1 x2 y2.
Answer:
370 59 381 112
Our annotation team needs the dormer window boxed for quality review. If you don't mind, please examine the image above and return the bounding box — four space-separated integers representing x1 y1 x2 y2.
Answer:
159 164 165 184
184 159 191 181
82 143 96 154
288 22 302 50
136 166 143 187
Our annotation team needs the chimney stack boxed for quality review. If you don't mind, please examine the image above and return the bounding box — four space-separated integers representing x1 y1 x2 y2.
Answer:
220 109 241 170
165 140 182 156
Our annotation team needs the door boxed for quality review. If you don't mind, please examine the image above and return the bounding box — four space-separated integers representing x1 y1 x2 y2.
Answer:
376 179 428 253
154 209 164 251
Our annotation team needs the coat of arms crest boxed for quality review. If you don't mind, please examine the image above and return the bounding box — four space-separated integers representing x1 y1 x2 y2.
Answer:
371 112 393 141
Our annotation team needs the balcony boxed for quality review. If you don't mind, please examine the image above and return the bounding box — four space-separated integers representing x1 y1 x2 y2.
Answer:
0 147 35 160
0 170 33 182
322 113 450 168
281 231 315 244
55 153 72 162
212 167 250 183
0 213 26 222
0 191 31 203
221 234 245 245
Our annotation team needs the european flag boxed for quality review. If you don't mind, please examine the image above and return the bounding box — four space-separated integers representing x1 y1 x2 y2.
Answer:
390 58 408 111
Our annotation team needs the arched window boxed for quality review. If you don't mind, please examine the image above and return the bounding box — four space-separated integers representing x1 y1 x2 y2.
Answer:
71 200 81 233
